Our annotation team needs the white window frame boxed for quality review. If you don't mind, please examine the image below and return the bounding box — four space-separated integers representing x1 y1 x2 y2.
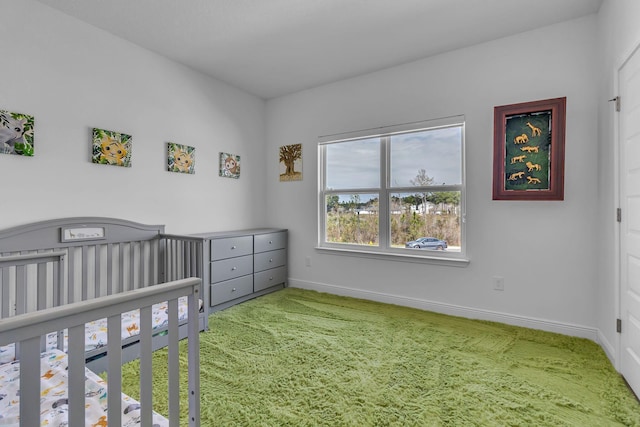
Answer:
317 116 468 266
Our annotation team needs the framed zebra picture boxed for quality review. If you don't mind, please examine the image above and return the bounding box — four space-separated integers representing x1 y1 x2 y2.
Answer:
0 110 34 157
492 97 566 201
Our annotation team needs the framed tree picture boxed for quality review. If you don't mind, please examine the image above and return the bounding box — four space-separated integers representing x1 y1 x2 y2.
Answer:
492 97 566 200
279 143 302 182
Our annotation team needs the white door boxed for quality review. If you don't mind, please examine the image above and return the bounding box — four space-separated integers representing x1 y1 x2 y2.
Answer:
619 43 640 398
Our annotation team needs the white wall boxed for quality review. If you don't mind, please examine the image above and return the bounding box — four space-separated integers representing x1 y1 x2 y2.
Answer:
266 16 600 338
0 0 266 234
595 0 640 364
2 0 620 347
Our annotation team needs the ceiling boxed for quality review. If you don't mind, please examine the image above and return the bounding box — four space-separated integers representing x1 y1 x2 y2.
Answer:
34 0 602 100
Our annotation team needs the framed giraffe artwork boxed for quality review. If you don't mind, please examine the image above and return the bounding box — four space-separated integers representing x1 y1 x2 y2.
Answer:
492 97 566 200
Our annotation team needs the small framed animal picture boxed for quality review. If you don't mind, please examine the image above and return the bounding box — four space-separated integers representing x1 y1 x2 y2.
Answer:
492 97 566 200
219 152 240 179
92 128 132 167
167 142 195 174
0 109 34 157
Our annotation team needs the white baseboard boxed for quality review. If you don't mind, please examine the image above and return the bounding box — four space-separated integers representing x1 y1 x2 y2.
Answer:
289 279 600 341
597 328 619 369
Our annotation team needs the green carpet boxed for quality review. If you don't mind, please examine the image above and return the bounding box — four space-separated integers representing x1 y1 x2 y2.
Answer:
121 288 640 426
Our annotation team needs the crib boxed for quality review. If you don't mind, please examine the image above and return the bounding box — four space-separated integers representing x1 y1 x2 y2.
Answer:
0 217 206 371
0 277 201 426
0 217 203 425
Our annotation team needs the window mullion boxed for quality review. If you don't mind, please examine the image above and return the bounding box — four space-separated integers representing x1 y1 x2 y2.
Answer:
379 136 390 249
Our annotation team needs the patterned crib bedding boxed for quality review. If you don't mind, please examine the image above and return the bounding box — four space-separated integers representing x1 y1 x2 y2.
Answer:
0 349 167 426
0 296 198 365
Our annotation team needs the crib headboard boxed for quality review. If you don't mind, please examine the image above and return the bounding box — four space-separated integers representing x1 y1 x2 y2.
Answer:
0 217 167 318
0 217 165 252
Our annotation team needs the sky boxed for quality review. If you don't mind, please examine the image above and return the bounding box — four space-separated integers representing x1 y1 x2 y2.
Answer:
325 126 462 191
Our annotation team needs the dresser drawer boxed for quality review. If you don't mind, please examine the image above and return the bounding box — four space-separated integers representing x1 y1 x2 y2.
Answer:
254 249 287 272
210 275 253 306
211 254 253 283
254 266 287 292
254 231 287 253
211 236 253 260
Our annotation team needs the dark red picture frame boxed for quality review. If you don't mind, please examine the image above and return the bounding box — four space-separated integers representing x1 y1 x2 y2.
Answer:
492 97 566 200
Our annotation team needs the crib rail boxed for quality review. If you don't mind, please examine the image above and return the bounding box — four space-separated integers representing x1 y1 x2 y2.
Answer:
0 277 201 426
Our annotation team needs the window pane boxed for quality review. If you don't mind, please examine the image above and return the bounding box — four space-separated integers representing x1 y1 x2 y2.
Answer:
389 191 461 252
325 138 380 190
390 127 462 187
325 193 379 246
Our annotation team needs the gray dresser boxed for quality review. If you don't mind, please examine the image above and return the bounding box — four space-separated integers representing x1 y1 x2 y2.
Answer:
190 228 288 313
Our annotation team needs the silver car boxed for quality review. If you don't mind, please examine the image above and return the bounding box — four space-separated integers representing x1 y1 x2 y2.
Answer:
405 237 447 250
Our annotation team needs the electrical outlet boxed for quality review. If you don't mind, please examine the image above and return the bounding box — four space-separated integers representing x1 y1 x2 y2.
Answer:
305 256 311 267
492 276 504 291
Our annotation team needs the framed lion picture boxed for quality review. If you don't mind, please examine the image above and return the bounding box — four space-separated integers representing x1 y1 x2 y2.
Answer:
91 128 132 167
167 142 195 174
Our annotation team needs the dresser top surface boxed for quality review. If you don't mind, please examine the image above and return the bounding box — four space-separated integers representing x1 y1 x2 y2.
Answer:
188 228 287 239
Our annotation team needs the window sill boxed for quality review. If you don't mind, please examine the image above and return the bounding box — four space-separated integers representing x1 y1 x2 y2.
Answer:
315 246 470 267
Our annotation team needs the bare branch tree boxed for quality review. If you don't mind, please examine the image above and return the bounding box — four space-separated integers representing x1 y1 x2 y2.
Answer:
279 144 302 175
410 169 434 214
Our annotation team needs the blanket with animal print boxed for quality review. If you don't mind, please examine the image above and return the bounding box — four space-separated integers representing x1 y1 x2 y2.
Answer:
0 349 167 426
0 296 198 364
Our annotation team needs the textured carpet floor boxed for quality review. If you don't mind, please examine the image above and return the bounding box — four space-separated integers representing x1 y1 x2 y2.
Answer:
122 288 640 426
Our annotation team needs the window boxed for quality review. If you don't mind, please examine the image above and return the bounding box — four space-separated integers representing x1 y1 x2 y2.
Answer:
318 116 465 261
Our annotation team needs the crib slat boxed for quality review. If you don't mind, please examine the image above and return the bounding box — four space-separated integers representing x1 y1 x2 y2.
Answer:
95 244 101 298
15 264 26 315
108 314 123 426
107 243 114 295
139 241 145 287
129 242 135 290
68 324 85 427
68 248 76 303
82 245 89 301
19 336 41 427
1 258 10 317
188 288 201 426
171 240 178 281
37 252 47 310
53 256 61 307
150 239 157 284
185 242 191 277
140 304 153 425
118 242 125 293
168 298 179 425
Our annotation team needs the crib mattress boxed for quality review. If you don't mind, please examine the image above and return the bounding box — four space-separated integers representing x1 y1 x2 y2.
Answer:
0 296 195 365
0 349 167 426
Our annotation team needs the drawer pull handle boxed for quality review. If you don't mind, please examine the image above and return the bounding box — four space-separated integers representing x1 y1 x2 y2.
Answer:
231 267 237 271
269 241 273 244
231 287 237 292
269 258 273 262
269 277 273 281
231 246 237 250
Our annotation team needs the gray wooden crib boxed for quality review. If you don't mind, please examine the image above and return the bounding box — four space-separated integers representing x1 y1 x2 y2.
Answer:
0 217 206 370
0 217 204 425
